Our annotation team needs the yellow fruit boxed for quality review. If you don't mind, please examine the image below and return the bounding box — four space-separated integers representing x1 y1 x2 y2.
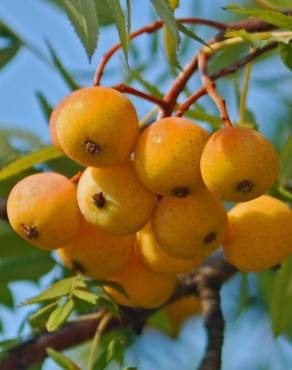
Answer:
52 86 139 167
223 195 292 272
152 188 227 259
164 296 201 335
200 127 279 202
137 223 201 277
134 117 209 197
77 162 157 235
105 247 177 308
57 220 134 280
7 172 82 250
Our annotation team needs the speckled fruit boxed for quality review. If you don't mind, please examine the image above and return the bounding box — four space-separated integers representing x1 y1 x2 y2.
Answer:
223 195 292 272
137 223 201 277
105 247 177 308
134 117 209 197
7 172 82 250
152 188 227 259
52 86 139 167
57 220 134 280
77 162 156 235
200 127 279 202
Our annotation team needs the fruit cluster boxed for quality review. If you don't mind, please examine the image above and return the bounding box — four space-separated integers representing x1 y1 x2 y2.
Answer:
7 86 292 310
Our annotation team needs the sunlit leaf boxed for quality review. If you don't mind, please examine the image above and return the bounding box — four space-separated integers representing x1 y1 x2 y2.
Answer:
47 347 81 369
29 301 59 328
151 0 179 44
224 4 292 30
0 146 63 181
163 26 181 69
73 289 99 304
24 276 86 304
46 298 74 331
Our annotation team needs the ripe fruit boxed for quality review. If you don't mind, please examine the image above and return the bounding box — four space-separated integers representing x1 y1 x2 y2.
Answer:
164 296 201 335
77 162 156 235
57 220 134 280
137 223 201 277
7 172 82 250
223 195 292 272
134 117 209 197
52 86 139 167
200 127 279 202
105 247 177 308
152 188 227 259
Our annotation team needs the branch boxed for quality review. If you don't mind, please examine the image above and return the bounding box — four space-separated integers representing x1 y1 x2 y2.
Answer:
198 51 232 127
93 18 226 86
163 13 291 116
176 43 276 117
0 252 237 370
113 83 168 112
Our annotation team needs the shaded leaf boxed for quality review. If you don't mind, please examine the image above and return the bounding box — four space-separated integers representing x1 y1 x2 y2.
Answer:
0 254 55 283
46 299 74 331
280 131 292 179
47 347 81 369
107 0 129 61
178 23 210 48
127 69 163 97
0 22 22 69
97 280 128 298
0 146 63 181
47 43 80 90
270 257 292 336
0 284 14 308
151 0 179 44
36 92 53 121
279 41 292 70
29 301 59 328
224 4 292 30
24 276 86 304
61 0 99 60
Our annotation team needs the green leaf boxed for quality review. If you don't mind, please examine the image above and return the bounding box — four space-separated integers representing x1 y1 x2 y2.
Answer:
61 0 99 60
0 254 55 283
47 347 81 369
280 131 292 179
46 43 80 90
73 289 98 304
270 257 292 336
36 92 53 121
97 280 128 298
24 276 86 305
279 41 292 70
0 146 63 181
46 299 74 331
178 23 210 48
147 309 173 335
151 0 179 44
94 335 126 370
225 28 292 48
0 284 14 308
127 69 163 98
163 26 181 69
29 301 59 328
168 0 180 11
107 0 129 61
224 4 292 30
0 22 23 69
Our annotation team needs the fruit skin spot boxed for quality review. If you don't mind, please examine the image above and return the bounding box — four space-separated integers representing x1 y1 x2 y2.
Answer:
172 187 190 198
92 192 106 208
21 224 39 240
71 260 86 274
84 140 102 155
237 180 254 193
203 231 216 244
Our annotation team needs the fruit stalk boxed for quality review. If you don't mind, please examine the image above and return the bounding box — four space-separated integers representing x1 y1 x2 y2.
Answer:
199 51 232 127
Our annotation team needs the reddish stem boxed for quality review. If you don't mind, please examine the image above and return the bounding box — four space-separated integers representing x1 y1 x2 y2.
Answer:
198 51 232 127
176 43 276 117
113 83 168 111
94 18 226 86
